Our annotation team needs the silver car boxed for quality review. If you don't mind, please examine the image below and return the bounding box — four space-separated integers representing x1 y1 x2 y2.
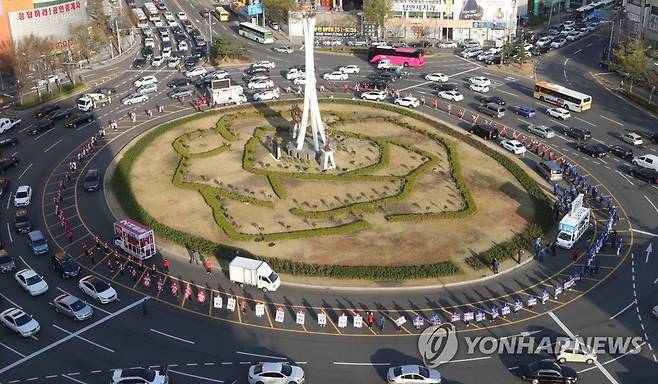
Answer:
248 362 304 384
527 124 556 139
387 365 441 384
53 293 93 321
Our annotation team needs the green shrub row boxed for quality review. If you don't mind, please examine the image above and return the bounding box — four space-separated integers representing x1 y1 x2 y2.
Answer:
267 174 287 199
14 83 86 110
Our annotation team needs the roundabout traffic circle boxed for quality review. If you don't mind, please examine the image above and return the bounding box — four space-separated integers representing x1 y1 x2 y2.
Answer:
38 98 633 337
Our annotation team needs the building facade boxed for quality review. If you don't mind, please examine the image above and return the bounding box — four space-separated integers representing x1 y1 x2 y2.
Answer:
0 0 89 57
625 0 658 45
383 0 518 43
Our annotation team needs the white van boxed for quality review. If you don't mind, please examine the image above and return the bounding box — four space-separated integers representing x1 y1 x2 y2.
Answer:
556 340 597 364
632 154 658 171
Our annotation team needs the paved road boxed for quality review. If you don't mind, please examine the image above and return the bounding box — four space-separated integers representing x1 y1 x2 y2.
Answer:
0 3 656 383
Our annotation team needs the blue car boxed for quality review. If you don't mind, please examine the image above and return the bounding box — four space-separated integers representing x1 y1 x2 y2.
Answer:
515 106 536 118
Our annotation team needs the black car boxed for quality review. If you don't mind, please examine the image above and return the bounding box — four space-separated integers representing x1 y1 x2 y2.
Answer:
156 27 168 35
0 155 19 172
484 54 506 65
435 83 459 92
609 145 633 159
479 96 506 105
14 209 32 233
83 169 100 191
0 176 8 197
51 252 81 278
155 1 166 10
33 104 59 118
0 251 15 273
161 41 172 50
576 143 608 157
563 127 591 141
27 119 55 135
0 137 18 148
520 358 578 383
628 166 658 183
171 26 183 34
245 66 269 76
49 108 72 121
168 88 194 99
531 45 550 55
141 46 153 58
193 47 207 57
359 79 390 89
376 72 397 82
167 78 192 88
133 57 146 68
93 87 116 95
64 112 93 128
190 28 201 37
184 56 200 68
650 133 658 143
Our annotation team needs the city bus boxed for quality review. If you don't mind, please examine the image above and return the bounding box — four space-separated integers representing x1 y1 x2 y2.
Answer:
238 22 274 44
131 8 149 28
367 47 425 67
215 6 229 21
143 2 160 22
533 81 592 112
574 4 595 21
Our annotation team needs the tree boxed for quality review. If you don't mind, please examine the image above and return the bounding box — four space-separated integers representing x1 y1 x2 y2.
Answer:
514 42 528 65
11 35 53 101
362 0 394 41
69 23 95 64
263 0 297 23
210 37 249 64
612 39 652 93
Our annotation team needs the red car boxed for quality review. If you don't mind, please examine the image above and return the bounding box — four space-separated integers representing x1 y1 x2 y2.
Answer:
200 9 209 18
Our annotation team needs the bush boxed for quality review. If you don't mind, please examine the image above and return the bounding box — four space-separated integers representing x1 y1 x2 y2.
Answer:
14 83 85 110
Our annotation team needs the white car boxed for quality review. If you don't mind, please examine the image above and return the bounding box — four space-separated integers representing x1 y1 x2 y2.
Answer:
394 96 420 108
501 139 527 155
248 79 274 89
14 185 32 207
253 60 276 69
339 65 360 74
460 48 483 58
177 11 187 20
547 107 571 120
144 37 155 48
206 70 230 80
425 73 449 82
133 75 158 88
286 68 304 80
185 66 207 78
556 339 597 364
292 76 306 85
436 41 458 48
0 307 40 337
621 132 643 146
377 59 395 69
121 93 149 105
161 47 172 58
551 38 567 49
469 83 490 93
167 57 181 68
387 365 441 384
323 71 348 81
167 20 177 28
15 268 48 296
247 362 305 384
566 31 583 41
438 90 464 101
164 11 175 21
161 33 170 43
151 56 164 67
111 368 168 384
469 76 491 87
253 89 280 101
536 36 553 47
153 19 163 28
136 84 158 95
178 41 189 51
527 125 556 139
361 90 387 101
79 276 118 304
273 46 293 54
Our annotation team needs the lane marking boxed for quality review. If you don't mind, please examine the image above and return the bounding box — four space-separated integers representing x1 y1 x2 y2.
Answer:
149 328 196 344
44 139 63 153
644 195 658 214
6 222 13 243
548 311 620 384
236 351 287 360
0 293 23 309
609 299 637 320
573 116 597 126
0 342 25 358
168 369 224 383
497 90 519 98
600 115 624 126
399 66 479 92
51 324 115 353
577 342 646 373
61 374 87 384
18 163 33 179
574 49 582 54
19 255 33 270
333 362 391 366
443 356 492 364
6 191 12 209
564 58 570 66
0 298 147 374
616 171 634 185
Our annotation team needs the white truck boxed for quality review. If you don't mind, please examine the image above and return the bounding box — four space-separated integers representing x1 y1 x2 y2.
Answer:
229 256 280 292
77 93 110 112
209 85 247 106
0 117 21 134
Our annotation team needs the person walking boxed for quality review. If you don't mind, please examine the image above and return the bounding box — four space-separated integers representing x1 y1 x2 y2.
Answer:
378 315 385 332
491 258 500 274
594 258 601 275
203 258 212 275
517 249 524 264
550 241 557 257
142 299 149 315
162 258 169 274
240 300 248 316
572 247 579 262
538 248 545 263
189 249 198 264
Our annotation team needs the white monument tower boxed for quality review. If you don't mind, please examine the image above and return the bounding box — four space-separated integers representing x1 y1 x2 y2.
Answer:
296 2 327 152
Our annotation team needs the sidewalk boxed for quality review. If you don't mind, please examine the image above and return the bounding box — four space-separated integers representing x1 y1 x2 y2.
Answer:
592 71 658 117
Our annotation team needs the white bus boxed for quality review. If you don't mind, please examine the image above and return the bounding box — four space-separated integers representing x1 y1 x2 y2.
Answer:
575 4 595 21
238 22 274 44
143 2 160 22
556 194 590 249
533 81 592 112
131 8 149 28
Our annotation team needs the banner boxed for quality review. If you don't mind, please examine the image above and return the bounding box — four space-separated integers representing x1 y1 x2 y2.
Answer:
394 316 407 327
275 307 285 323
354 315 363 328
214 295 223 309
314 25 358 37
296 310 305 325
338 314 348 328
227 297 236 312
318 312 327 326
255 303 265 317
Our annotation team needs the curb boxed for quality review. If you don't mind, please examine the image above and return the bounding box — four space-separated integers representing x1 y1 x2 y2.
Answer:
589 72 658 120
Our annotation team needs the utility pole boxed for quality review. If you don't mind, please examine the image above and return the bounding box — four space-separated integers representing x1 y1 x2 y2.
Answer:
116 18 122 55
606 20 614 63
208 12 213 44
